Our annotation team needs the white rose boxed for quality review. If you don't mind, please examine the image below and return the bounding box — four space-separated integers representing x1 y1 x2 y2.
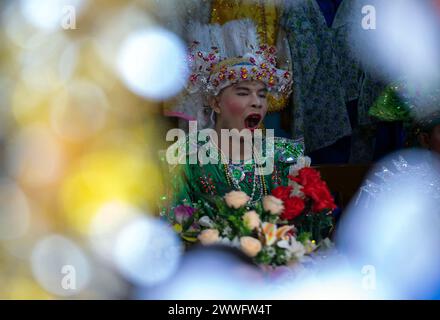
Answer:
218 236 240 249
198 216 214 228
263 195 284 215
289 156 312 176
198 229 219 245
224 191 250 209
277 238 306 259
242 211 260 230
240 236 262 257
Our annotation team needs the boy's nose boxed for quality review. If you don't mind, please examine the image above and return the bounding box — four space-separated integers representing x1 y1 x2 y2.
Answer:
250 95 263 109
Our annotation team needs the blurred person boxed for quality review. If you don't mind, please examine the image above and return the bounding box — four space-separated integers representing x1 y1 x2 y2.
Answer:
280 0 386 164
369 80 440 157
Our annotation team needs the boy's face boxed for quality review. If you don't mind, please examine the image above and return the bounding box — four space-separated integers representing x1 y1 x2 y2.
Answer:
210 80 268 132
419 124 440 154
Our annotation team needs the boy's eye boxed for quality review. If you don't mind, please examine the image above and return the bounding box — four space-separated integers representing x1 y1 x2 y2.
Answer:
237 92 248 96
259 94 267 98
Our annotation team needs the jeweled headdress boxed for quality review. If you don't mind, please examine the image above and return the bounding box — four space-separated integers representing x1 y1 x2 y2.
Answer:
164 19 292 129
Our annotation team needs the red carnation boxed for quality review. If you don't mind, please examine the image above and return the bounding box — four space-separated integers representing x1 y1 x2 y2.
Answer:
302 182 336 212
271 186 293 201
281 196 305 220
288 167 322 187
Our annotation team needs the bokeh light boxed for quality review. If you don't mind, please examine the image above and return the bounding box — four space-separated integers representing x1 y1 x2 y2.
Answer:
19 0 86 32
89 201 143 264
0 178 30 240
116 27 188 101
50 80 109 142
142 245 264 300
337 149 440 299
0 76 13 138
58 41 80 83
351 0 440 88
113 216 183 287
60 148 163 234
2 206 51 261
0 0 170 299
17 33 69 94
5 124 65 188
31 234 91 297
3 2 49 49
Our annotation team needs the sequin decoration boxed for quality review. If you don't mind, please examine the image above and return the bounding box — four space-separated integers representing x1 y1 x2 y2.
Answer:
274 137 304 164
198 173 217 196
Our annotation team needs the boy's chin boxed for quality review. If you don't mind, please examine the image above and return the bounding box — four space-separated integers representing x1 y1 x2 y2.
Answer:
244 125 263 133
238 127 258 134
220 123 262 134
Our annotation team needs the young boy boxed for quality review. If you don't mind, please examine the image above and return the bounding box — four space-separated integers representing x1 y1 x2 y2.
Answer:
161 19 303 213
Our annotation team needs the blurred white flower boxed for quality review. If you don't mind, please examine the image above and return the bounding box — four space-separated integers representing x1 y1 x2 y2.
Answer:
289 156 311 176
278 238 306 259
198 216 214 228
218 236 240 248
289 180 304 197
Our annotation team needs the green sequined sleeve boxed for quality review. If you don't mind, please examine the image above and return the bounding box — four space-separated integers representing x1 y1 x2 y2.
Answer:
159 138 196 217
273 136 305 185
169 163 194 207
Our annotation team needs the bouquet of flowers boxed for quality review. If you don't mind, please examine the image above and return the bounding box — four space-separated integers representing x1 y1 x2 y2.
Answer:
166 157 336 267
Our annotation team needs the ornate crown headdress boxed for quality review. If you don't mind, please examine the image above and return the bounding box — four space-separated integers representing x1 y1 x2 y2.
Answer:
164 19 292 129
187 19 292 96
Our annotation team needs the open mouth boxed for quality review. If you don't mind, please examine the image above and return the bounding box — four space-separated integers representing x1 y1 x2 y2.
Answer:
244 114 262 130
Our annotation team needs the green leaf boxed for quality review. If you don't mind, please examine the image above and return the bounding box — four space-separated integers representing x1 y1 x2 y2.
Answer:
297 232 312 243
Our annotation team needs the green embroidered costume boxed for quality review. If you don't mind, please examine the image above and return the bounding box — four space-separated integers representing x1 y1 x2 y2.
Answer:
160 135 304 215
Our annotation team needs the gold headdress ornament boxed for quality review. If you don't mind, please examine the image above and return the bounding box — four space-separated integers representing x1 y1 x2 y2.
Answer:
187 19 292 97
164 19 292 129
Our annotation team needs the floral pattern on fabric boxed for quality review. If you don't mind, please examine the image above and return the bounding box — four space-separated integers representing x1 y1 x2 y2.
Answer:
281 0 382 154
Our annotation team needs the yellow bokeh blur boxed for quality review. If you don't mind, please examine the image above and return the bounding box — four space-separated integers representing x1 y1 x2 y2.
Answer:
0 0 175 299
60 148 164 234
